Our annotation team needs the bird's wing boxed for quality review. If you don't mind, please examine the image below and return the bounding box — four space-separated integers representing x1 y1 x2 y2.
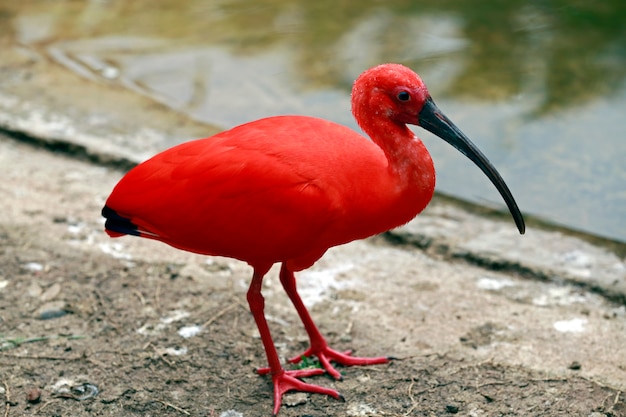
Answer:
105 116 386 265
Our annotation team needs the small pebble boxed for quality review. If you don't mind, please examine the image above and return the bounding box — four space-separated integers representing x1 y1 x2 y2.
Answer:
24 262 44 272
178 325 202 339
568 361 582 370
283 392 308 407
36 301 68 320
446 404 459 413
26 387 42 403
27 282 43 297
40 283 61 302
71 383 99 400
219 411 243 417
52 380 99 400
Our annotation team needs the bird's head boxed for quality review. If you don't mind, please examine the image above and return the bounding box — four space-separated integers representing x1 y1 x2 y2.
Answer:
352 63 525 235
352 63 431 127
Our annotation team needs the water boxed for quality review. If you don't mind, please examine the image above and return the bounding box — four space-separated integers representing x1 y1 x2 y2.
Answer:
3 0 625 242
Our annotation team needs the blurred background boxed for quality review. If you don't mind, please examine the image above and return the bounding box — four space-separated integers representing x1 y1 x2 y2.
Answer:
2 0 625 243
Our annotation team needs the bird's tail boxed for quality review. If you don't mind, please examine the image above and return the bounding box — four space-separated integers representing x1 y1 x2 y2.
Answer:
101 205 142 238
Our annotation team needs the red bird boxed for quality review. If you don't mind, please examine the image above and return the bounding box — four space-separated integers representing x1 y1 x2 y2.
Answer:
103 63 525 415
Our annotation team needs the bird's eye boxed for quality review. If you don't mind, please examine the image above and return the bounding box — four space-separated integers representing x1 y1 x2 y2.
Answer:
397 91 411 101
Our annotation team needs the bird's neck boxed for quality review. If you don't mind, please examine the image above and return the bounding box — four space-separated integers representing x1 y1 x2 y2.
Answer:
367 121 434 188
363 120 436 227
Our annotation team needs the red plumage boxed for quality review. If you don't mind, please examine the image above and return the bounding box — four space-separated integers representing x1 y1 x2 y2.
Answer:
105 115 434 270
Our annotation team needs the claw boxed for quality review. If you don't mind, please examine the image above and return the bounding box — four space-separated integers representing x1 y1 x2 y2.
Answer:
269 369 342 416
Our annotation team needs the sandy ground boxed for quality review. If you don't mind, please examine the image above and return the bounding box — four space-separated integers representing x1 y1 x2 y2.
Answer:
0 136 625 417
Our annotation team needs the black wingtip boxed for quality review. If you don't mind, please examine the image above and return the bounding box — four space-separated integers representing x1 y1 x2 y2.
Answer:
101 205 141 237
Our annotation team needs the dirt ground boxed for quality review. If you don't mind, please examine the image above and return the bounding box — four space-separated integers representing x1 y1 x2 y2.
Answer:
0 82 625 416
0 220 624 417
1 6 625 415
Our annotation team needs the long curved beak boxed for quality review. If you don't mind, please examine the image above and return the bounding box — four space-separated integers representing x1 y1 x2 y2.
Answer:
418 98 525 234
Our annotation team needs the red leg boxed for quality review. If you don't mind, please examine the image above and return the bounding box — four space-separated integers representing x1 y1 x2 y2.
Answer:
247 266 342 416
277 263 390 380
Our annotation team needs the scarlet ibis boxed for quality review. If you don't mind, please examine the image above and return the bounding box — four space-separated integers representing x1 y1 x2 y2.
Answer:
102 63 524 415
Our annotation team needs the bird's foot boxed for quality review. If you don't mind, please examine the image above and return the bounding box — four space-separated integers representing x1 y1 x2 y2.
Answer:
257 368 343 416
288 346 391 380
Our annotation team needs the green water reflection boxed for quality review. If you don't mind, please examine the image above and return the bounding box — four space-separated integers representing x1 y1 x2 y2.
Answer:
1 0 625 241
5 0 624 110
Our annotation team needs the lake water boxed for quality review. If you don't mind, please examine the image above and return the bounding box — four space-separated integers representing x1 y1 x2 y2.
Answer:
3 0 625 242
